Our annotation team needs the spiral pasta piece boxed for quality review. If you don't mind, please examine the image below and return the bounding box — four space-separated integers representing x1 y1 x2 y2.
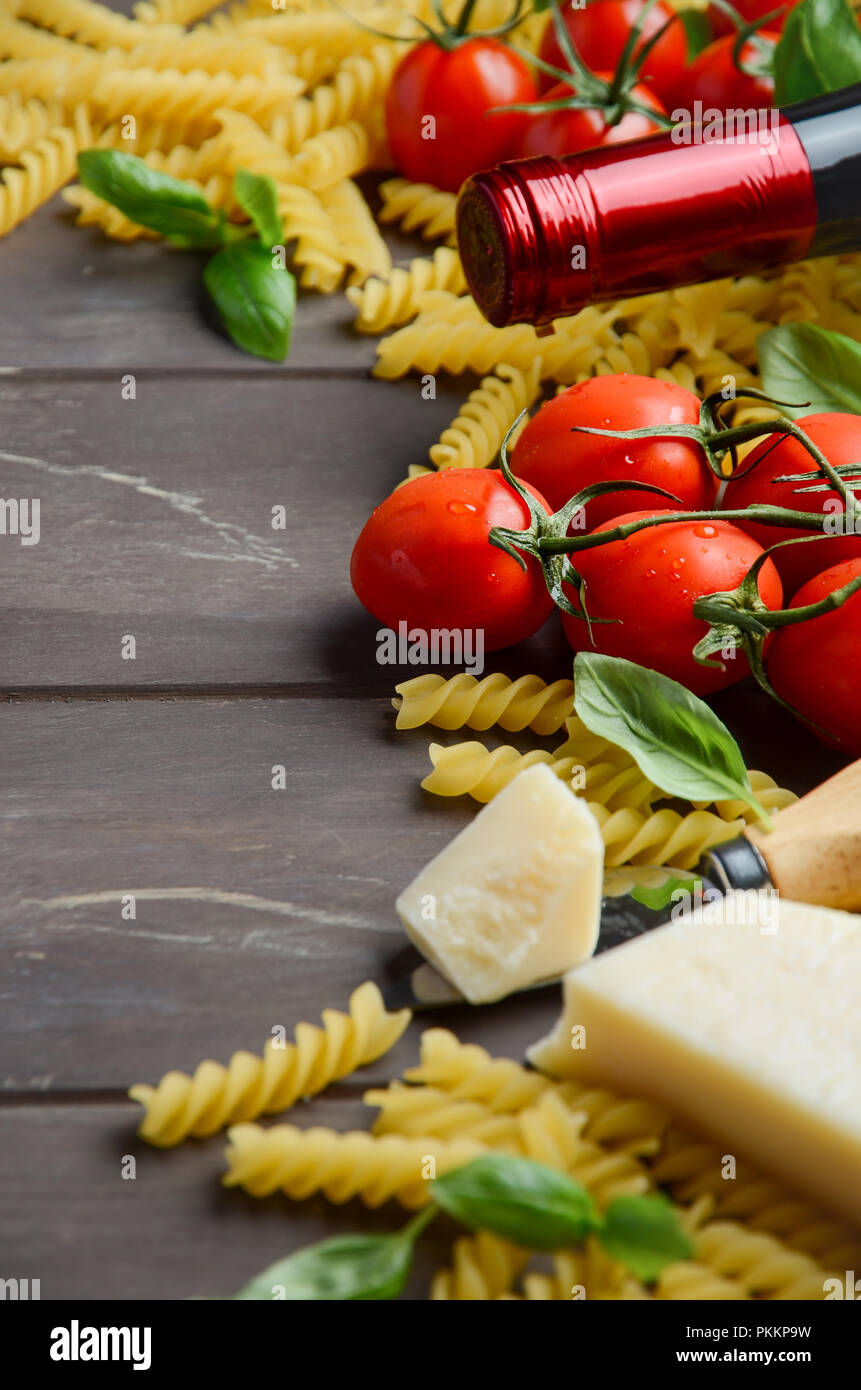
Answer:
403 1030 670 1155
517 1092 651 1207
128 981 411 1147
592 803 745 870
274 180 346 292
0 95 67 162
392 672 575 735
320 177 392 284
0 112 92 240
377 177 458 245
428 361 543 471
422 740 657 812
681 1222 833 1299
269 44 399 149
346 247 467 334
223 1123 483 1208
15 0 148 49
650 1127 861 1272
430 1232 529 1300
517 1245 650 1301
133 0 220 22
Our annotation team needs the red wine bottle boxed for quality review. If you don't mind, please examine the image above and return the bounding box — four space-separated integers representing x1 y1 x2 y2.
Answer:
456 84 861 327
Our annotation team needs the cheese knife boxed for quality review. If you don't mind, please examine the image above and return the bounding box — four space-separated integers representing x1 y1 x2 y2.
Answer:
383 757 861 1011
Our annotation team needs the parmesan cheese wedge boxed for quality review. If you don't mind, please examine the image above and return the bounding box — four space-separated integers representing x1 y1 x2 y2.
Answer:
396 763 604 1004
529 899 861 1225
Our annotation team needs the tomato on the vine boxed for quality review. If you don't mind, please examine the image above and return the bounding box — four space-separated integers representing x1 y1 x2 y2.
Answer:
709 0 798 38
721 413 861 597
510 374 717 527
515 75 665 157
681 34 776 110
538 0 688 109
385 39 536 193
766 557 861 755
350 468 554 650
560 508 783 694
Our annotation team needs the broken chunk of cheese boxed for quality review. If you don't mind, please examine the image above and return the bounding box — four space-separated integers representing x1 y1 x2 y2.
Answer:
396 763 604 1004
529 900 861 1226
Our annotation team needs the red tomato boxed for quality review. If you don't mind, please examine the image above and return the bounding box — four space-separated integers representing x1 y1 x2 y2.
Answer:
682 35 775 110
766 558 861 754
709 0 797 38
510 374 716 527
350 468 554 651
538 0 688 108
515 77 665 157
385 39 537 194
560 509 783 694
721 414 861 597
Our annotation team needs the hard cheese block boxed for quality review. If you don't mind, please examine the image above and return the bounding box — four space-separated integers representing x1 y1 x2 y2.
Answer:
529 900 861 1225
396 763 604 1004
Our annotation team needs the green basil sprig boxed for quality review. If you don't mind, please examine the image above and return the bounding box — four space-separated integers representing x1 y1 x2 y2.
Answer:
759 323 861 419
76 153 296 362
573 652 773 826
233 1220 430 1301
432 1154 599 1250
230 1154 693 1300
773 0 861 104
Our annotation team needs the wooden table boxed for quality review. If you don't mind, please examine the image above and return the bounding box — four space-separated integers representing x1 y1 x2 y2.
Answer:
0 11 847 1301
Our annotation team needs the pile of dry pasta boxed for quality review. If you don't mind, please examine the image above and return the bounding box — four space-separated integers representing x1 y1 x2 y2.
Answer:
128 693 858 1301
2 0 861 480
129 980 861 1299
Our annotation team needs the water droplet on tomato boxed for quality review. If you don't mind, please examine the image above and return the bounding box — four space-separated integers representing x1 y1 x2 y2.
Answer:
669 571 682 581
644 569 656 578
623 455 635 466
447 500 477 515
694 524 718 539
672 556 686 570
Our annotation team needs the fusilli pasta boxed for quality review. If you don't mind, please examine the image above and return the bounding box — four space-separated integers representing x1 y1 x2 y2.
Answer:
0 112 93 239
393 672 575 735
128 981 411 1147
224 1123 483 1208
428 360 543 471
377 176 458 245
346 246 467 333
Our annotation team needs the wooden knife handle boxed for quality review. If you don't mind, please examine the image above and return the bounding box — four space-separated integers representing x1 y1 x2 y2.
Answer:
746 759 861 910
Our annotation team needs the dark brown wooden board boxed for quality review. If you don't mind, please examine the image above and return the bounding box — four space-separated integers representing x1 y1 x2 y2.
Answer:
0 1100 469 1301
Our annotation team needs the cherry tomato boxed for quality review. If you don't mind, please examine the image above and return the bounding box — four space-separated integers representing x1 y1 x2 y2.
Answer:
511 374 716 527
350 468 554 650
515 77 665 158
538 0 688 109
709 0 797 38
560 508 783 694
682 35 775 110
721 413 861 598
385 39 537 194
766 558 861 755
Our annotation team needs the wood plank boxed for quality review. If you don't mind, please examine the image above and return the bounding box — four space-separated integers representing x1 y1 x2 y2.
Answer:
0 693 844 1095
0 1099 465 1300
1 194 418 374
0 373 580 693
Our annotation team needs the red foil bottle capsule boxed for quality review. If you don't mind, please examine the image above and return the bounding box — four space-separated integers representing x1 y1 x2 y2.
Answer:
456 85 861 327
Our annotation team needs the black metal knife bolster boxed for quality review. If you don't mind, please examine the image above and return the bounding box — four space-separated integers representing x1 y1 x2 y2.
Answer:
699 837 772 895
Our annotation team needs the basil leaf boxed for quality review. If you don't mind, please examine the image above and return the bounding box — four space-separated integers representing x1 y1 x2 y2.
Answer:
631 873 703 912
759 323 861 418
77 150 225 249
233 1233 413 1301
573 652 770 822
599 1195 695 1283
204 241 296 361
678 9 712 62
773 0 861 104
233 168 283 248
432 1155 599 1250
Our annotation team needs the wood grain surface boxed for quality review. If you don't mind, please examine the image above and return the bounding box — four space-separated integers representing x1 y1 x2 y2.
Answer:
1 6 849 1300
